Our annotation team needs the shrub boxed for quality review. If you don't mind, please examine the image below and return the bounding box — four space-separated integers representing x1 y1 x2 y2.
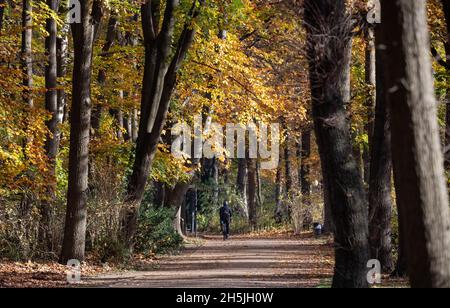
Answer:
134 206 183 256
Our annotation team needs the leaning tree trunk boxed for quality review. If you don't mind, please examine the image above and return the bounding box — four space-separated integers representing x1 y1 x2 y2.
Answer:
304 0 370 288
381 0 450 288
368 22 394 273
40 0 59 250
60 0 101 264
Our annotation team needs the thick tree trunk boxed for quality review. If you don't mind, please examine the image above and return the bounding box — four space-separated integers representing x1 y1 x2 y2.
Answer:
60 0 100 264
381 0 450 287
304 0 370 288
363 26 376 183
368 23 394 273
22 0 33 107
247 158 257 231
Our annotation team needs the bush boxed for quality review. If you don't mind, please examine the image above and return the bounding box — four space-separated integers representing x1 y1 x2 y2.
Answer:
134 206 183 256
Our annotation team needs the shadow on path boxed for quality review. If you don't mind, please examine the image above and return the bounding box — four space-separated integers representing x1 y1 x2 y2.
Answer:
83 233 334 288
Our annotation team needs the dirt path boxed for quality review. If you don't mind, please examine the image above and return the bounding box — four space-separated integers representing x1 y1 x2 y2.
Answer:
84 234 334 288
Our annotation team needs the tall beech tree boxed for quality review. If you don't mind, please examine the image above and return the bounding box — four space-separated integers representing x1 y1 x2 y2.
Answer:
304 0 370 288
60 0 103 264
121 0 204 247
381 0 450 287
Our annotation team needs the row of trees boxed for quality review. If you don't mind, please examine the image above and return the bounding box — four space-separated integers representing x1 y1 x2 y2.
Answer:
302 0 450 287
1 0 450 288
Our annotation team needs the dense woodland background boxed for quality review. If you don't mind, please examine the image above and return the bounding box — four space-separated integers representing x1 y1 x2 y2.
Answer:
1 0 450 288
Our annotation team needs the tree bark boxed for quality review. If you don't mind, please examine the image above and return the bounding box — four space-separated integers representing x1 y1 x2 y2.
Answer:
368 22 394 273
60 0 101 264
304 0 370 288
381 0 450 288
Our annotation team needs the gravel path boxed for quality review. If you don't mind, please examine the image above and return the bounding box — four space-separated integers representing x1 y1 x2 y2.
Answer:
84 234 334 288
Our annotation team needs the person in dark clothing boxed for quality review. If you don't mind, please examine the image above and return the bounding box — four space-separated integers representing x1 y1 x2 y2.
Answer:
219 201 232 240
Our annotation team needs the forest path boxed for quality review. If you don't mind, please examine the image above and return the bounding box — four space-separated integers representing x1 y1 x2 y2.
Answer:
84 233 334 288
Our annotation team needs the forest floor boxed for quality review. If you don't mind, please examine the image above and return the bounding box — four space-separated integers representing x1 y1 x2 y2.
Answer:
0 232 408 288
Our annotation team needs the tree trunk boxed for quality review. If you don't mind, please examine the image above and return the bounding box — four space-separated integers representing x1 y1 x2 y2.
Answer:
304 0 370 288
22 0 33 107
441 0 450 168
60 0 100 264
284 134 293 198
40 0 59 250
300 130 312 228
237 158 248 210
363 26 376 183
247 158 257 231
368 22 394 273
0 0 5 33
57 24 68 126
274 160 283 223
131 108 138 142
381 0 450 288
121 0 203 247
